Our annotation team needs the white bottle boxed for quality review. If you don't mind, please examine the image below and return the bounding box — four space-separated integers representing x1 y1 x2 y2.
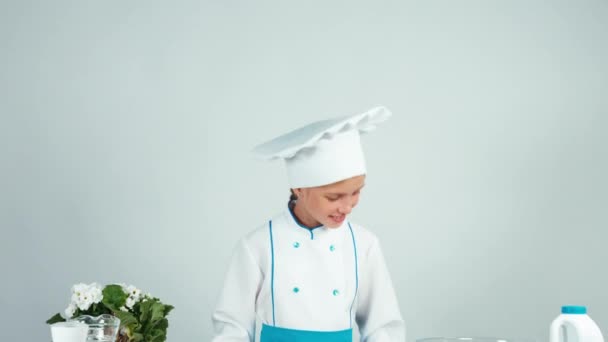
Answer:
551 306 604 342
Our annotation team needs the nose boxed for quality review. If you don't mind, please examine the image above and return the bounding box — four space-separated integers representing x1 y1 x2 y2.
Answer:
338 202 352 215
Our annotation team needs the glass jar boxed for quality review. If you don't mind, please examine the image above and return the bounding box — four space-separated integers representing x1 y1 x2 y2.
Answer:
70 314 120 342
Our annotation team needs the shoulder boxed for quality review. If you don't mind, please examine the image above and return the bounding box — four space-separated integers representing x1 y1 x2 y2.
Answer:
233 212 286 263
242 221 271 248
346 221 382 259
241 211 285 246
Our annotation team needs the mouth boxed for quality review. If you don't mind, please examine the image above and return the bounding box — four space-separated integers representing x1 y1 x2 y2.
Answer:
329 214 345 224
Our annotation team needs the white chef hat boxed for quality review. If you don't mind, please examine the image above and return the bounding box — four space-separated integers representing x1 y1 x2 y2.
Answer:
252 106 392 188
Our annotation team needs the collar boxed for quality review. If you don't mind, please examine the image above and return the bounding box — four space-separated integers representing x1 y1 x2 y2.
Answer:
284 204 347 240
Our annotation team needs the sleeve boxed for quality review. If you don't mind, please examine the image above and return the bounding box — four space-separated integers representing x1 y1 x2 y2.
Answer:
211 238 263 342
356 237 406 342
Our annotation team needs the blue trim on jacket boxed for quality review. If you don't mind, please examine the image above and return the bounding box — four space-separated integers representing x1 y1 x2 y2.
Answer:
287 203 322 240
268 220 276 326
348 222 359 328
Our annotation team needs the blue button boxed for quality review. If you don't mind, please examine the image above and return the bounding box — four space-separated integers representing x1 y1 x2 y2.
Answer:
329 245 335 252
293 242 300 248
332 289 339 296
293 287 300 293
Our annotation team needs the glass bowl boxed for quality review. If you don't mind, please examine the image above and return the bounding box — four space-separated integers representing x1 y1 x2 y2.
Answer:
70 314 120 342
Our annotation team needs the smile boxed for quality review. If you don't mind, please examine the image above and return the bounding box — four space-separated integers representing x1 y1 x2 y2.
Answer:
329 214 345 224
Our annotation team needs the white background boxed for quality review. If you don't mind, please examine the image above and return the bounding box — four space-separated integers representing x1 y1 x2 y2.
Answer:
1 1 607 341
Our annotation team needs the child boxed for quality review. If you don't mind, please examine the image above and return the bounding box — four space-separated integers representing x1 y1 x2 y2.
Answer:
212 106 405 342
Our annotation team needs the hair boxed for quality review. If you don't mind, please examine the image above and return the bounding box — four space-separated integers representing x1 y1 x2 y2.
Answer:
288 189 298 207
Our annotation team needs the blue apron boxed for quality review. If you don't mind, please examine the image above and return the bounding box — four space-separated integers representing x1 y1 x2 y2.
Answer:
260 324 352 342
260 220 358 342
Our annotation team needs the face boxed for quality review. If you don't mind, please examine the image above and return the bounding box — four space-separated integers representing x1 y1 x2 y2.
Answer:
293 175 366 228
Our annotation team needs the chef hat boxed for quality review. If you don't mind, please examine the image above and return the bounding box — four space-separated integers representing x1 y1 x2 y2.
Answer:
252 106 391 188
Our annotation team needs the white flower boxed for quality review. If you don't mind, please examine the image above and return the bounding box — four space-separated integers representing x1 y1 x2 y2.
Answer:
126 297 136 309
72 283 88 293
126 285 142 301
89 284 103 304
71 283 88 301
70 282 103 311
120 284 144 309
76 295 93 311
64 303 77 318
120 306 129 312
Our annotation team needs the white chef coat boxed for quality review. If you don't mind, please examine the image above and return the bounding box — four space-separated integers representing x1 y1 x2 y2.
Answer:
211 206 405 341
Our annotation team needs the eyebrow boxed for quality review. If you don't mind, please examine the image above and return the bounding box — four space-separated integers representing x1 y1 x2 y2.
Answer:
325 184 365 196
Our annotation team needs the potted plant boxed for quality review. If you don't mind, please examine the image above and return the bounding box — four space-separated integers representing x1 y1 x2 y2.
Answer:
47 282 173 342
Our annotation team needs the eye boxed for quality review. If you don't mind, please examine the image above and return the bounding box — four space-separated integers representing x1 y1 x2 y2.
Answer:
352 190 360 196
326 196 340 202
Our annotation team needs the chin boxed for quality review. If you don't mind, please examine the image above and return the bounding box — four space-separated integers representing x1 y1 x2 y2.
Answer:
324 221 341 229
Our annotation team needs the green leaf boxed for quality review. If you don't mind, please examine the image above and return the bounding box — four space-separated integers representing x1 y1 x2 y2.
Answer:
46 313 65 324
112 310 138 328
144 318 168 342
132 332 144 342
163 304 174 316
102 284 127 310
146 326 166 342
155 318 168 331
88 302 111 316
150 302 165 323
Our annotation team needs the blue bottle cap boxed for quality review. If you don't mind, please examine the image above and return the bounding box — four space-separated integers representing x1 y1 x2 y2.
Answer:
562 306 587 314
